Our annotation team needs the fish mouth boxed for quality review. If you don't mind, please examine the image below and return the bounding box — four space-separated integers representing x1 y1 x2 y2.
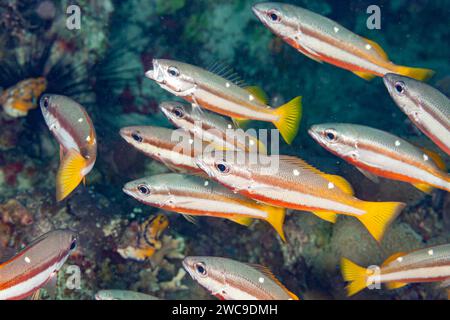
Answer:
307 127 321 143
145 59 164 83
122 187 134 197
382 73 396 93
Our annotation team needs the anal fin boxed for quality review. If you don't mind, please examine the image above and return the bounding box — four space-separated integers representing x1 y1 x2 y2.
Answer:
312 210 338 223
412 182 434 194
353 71 376 81
386 281 408 290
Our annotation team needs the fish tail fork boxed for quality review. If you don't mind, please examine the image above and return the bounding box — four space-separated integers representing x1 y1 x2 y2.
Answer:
341 258 368 297
273 96 302 144
263 205 287 242
356 201 405 242
56 149 86 201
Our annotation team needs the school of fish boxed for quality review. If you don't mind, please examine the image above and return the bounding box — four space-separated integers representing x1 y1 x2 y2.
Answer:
1 1 449 301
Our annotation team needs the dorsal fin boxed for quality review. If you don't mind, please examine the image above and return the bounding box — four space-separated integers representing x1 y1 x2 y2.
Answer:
278 155 324 175
420 148 446 171
360 37 389 61
247 263 299 299
382 252 406 267
206 61 246 87
244 86 269 105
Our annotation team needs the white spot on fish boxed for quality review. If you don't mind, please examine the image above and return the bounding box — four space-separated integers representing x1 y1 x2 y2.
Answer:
189 138 194 144
204 180 209 186
397 257 403 262
428 249 434 255
227 124 233 129
293 169 300 176
249 95 254 101
365 44 372 50
333 26 339 33
258 277 265 284
225 82 230 88
423 154 429 161
86 136 91 142
395 140 401 146
78 118 83 123
249 140 255 146
328 182 334 189
24 256 31 263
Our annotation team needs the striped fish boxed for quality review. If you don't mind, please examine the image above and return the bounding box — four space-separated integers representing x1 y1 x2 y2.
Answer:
145 59 302 144
0 230 78 300
183 256 298 300
159 101 266 153
342 243 450 296
122 173 286 240
252 3 433 81
195 151 405 242
40 94 97 201
119 126 209 176
384 73 450 156
309 123 450 193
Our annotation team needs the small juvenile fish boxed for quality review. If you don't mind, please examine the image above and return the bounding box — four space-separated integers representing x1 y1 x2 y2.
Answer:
119 125 209 176
309 123 450 193
384 73 450 156
0 77 47 118
252 3 433 81
40 94 97 201
145 59 302 144
95 290 160 300
195 152 405 242
123 173 286 240
342 243 450 297
183 256 298 300
0 230 78 300
159 101 266 153
117 214 169 261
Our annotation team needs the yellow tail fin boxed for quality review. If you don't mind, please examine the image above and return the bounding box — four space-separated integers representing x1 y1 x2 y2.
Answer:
56 149 86 201
395 66 434 81
356 201 405 242
263 205 286 242
341 258 368 296
273 96 302 144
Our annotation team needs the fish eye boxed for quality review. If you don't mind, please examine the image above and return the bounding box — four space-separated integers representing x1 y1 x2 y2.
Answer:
267 9 281 22
70 239 77 251
131 131 143 143
195 262 207 276
137 184 150 195
42 96 50 108
394 81 405 94
215 162 230 174
173 107 185 118
168 66 180 77
325 129 337 141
